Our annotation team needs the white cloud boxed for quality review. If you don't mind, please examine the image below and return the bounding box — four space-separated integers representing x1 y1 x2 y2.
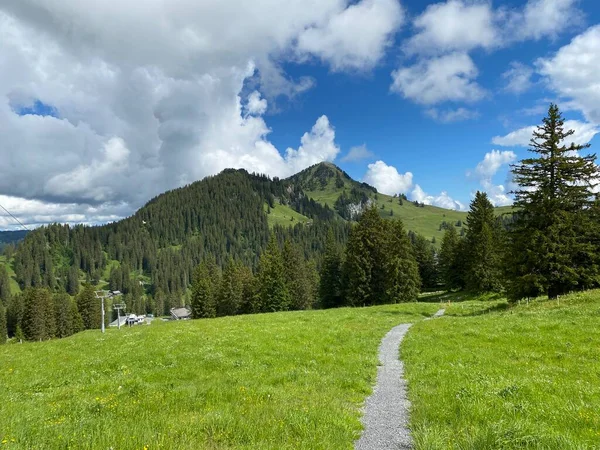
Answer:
362 161 413 195
410 185 465 210
341 144 375 163
391 52 485 105
404 0 582 56
537 25 600 124
0 0 401 225
502 62 534 94
425 107 478 123
296 0 404 71
467 150 517 207
0 195 131 230
492 120 600 147
503 0 583 42
469 150 517 180
393 0 582 110
245 91 267 116
404 0 496 55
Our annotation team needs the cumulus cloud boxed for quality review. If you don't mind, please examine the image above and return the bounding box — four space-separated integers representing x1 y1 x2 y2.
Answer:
503 0 583 42
537 25 600 124
404 0 496 55
0 0 402 226
492 121 600 147
245 91 268 116
502 62 534 94
341 144 375 163
410 185 465 211
296 0 404 71
467 150 517 207
404 0 583 56
362 161 413 195
394 0 583 110
425 107 478 123
391 52 486 105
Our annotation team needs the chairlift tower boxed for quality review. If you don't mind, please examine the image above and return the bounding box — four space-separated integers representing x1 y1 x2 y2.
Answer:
95 290 123 333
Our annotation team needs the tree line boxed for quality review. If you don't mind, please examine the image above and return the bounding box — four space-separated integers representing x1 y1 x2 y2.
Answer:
2 104 597 343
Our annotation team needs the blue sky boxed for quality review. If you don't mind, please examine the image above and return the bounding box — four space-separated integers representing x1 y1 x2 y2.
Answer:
0 0 599 228
264 0 600 209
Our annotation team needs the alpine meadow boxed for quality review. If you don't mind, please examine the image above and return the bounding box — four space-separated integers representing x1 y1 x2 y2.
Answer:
2 0 600 448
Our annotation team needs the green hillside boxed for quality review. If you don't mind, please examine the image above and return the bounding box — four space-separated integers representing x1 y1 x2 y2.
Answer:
0 255 21 295
2 291 599 449
0 302 438 449
5 163 512 297
404 290 600 448
264 203 310 228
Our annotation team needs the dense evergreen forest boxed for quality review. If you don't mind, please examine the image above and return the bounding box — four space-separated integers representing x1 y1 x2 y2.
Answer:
1 104 598 343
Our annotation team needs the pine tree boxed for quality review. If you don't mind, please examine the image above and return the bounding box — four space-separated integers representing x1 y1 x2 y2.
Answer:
385 220 421 302
438 226 464 291
54 292 74 338
282 240 313 310
255 235 290 312
507 104 600 299
0 265 11 303
6 293 24 337
343 206 386 306
190 260 218 318
77 284 101 329
22 288 54 341
464 191 503 292
217 258 244 317
319 231 343 308
411 234 439 290
0 304 7 344
67 265 80 296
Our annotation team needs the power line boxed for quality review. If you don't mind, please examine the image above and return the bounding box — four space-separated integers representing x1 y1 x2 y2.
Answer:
0 203 30 231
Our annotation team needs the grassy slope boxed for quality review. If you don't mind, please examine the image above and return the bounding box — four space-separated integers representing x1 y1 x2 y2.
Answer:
403 290 600 449
0 303 438 449
0 255 21 295
299 163 515 243
305 181 467 243
264 203 310 229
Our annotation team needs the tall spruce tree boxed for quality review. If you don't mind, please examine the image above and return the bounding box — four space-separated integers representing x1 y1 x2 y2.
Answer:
343 206 387 306
410 233 439 290
319 231 343 308
217 258 244 317
54 292 74 338
507 104 600 299
67 265 80 296
0 265 11 304
385 220 421 303
22 288 54 341
343 206 420 305
255 235 290 312
77 284 102 329
190 260 219 319
464 191 503 292
438 226 465 291
282 239 313 310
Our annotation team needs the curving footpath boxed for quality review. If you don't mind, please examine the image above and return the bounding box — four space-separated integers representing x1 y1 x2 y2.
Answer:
355 309 445 450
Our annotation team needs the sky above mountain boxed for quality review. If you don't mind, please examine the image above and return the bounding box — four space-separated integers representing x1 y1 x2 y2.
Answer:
1 0 599 229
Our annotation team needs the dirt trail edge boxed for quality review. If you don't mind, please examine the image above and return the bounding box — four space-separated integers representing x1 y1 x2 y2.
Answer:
355 309 446 450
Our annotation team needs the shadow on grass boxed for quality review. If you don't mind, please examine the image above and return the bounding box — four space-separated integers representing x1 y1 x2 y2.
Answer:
446 301 511 317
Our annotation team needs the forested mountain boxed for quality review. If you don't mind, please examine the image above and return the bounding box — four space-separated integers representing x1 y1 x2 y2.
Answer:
0 160 514 343
3 163 479 299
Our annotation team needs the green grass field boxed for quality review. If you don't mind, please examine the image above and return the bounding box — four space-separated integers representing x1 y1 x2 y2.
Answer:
0 303 438 449
404 290 600 449
0 255 21 295
265 203 310 228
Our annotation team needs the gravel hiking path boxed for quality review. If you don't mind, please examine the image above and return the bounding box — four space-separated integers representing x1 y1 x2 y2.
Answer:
355 309 445 450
